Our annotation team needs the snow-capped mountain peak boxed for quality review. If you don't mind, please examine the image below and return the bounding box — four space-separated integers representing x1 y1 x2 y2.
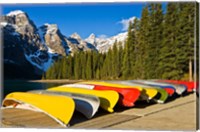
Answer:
44 23 58 34
85 33 96 45
84 32 128 53
70 32 82 40
88 33 95 39
7 10 25 16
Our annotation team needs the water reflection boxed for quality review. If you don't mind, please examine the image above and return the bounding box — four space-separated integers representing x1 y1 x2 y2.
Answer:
3 80 72 99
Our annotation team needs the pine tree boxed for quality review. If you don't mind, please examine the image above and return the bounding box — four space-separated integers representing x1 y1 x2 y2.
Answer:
61 57 67 79
135 6 150 79
131 18 140 79
122 21 134 79
86 52 92 79
66 55 74 79
196 2 199 80
110 41 118 79
177 3 195 80
158 3 181 79
74 53 81 79
147 3 164 79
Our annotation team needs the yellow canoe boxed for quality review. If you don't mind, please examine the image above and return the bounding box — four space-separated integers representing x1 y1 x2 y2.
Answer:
2 92 75 127
48 87 119 113
79 81 158 100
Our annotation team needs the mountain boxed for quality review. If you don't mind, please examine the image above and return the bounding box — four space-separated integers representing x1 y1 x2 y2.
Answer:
85 32 127 53
1 10 127 79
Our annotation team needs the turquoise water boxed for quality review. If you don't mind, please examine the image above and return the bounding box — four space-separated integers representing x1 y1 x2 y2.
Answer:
2 80 69 99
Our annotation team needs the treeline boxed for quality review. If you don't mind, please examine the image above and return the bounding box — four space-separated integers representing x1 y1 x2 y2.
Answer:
43 2 198 80
44 41 124 80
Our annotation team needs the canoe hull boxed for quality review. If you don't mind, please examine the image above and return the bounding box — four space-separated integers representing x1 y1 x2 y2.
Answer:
94 85 140 107
29 90 100 119
48 87 119 113
63 83 140 107
2 92 75 126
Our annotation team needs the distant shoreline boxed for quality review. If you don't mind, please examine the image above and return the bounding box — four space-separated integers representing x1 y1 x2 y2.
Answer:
4 79 125 83
4 79 82 83
28 79 82 83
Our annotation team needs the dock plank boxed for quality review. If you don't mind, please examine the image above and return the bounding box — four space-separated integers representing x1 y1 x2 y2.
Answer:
1 108 65 128
71 113 140 129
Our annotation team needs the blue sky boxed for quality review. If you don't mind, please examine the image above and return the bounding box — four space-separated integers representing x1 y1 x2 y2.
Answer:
2 3 148 39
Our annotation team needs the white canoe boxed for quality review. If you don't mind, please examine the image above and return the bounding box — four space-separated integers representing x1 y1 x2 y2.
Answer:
29 90 100 119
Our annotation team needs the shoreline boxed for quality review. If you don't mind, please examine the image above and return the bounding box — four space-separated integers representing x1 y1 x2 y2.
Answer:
28 79 82 83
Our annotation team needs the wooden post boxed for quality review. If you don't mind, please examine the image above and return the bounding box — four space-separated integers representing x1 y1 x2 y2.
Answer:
189 57 193 81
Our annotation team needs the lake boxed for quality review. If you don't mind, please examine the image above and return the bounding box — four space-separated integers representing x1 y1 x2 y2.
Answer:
2 80 74 99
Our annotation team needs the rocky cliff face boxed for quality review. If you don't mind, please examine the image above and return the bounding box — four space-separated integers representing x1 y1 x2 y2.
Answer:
1 10 127 79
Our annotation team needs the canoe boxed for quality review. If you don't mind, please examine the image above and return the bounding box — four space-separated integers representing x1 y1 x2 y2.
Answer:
48 87 119 113
60 83 140 107
78 81 158 101
110 81 168 103
29 90 100 119
133 80 186 95
156 80 197 92
2 92 75 127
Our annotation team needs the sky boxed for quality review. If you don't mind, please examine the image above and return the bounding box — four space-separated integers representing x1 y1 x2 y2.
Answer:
2 3 148 39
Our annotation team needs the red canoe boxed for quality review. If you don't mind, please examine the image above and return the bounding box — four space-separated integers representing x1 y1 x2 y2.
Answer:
163 88 175 96
63 83 141 107
93 85 141 107
158 80 197 92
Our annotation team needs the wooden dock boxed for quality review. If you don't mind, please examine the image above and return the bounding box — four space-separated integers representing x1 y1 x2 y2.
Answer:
0 108 64 128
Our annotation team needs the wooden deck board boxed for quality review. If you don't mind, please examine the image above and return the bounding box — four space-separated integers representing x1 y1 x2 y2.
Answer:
71 113 140 129
1 108 65 128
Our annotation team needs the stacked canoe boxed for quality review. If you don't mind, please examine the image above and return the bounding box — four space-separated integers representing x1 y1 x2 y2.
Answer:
1 79 198 128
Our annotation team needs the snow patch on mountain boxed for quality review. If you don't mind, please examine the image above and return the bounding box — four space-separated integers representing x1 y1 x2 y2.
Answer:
24 51 56 71
37 27 45 44
0 22 17 29
7 10 25 16
0 22 8 27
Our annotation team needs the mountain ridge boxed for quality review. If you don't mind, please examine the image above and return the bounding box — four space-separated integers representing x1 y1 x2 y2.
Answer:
1 10 127 79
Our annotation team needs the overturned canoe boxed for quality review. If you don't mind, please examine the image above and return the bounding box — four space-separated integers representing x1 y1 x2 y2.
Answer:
2 92 75 127
48 87 119 113
29 90 100 119
61 83 140 107
111 81 168 103
157 80 197 92
133 80 186 95
78 81 157 101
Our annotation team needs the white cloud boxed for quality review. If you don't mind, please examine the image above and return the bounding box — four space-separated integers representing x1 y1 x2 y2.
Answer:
119 16 136 31
97 34 108 39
